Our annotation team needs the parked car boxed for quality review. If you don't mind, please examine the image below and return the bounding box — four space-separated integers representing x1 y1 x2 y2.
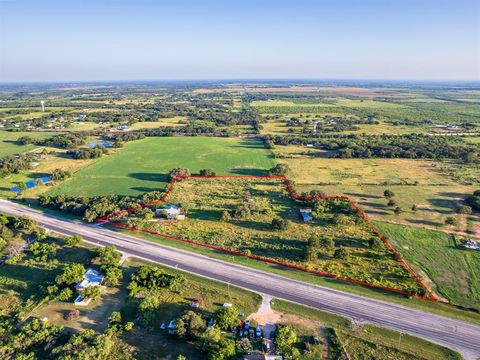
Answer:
313 336 320 345
256 326 262 337
304 342 311 353
223 303 233 308
244 320 250 330
207 318 214 328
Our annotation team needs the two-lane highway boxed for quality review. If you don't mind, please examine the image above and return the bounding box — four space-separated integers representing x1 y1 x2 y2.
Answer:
1 199 479 359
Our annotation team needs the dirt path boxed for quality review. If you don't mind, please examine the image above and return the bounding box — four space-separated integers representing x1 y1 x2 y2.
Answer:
247 295 281 339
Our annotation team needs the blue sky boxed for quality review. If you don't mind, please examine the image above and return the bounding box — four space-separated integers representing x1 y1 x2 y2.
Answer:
0 0 479 82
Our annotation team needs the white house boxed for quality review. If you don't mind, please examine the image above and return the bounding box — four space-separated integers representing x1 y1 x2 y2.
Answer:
155 205 186 220
75 268 104 291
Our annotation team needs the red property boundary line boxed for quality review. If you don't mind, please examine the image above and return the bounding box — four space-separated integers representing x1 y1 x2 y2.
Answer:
97 175 437 301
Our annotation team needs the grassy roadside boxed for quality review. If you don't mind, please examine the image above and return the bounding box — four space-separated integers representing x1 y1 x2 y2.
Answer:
11 201 480 325
271 300 462 360
107 224 480 325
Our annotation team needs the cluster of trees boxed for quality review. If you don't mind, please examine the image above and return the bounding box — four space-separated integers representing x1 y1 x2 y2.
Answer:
267 164 290 176
265 134 479 162
0 214 41 258
18 133 87 149
305 234 335 261
2 216 51 265
128 265 186 297
172 308 239 360
308 198 356 220
69 145 108 159
126 264 249 359
285 116 380 134
221 191 258 221
275 325 300 358
0 213 14 253
0 315 134 359
51 168 72 181
95 245 123 286
383 189 402 214
169 167 191 181
168 168 216 181
105 132 145 145
465 190 480 212
0 152 39 177
38 190 164 222
46 244 122 306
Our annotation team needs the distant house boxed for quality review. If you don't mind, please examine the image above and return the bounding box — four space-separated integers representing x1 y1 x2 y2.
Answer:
444 124 460 131
464 240 480 251
300 208 313 222
155 205 186 220
75 268 104 291
118 124 131 131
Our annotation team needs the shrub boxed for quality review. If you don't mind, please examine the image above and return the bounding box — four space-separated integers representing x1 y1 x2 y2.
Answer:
169 168 191 181
384 189 395 198
267 164 290 176
445 217 459 226
220 210 231 222
271 218 289 230
199 169 216 177
387 199 397 207
64 235 82 247
457 205 472 214
214 306 239 330
65 309 80 321
51 169 72 181
334 246 349 259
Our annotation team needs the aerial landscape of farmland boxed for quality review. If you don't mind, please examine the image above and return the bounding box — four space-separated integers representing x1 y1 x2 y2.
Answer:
1 0 479 359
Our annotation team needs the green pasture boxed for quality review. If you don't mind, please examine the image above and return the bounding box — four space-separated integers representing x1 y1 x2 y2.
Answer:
375 222 480 311
49 137 275 197
252 99 480 124
0 131 54 157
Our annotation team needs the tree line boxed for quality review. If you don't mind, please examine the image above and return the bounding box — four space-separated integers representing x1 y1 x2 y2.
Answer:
265 134 479 162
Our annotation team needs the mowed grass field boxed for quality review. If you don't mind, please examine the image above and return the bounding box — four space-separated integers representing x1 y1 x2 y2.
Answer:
0 131 54 157
375 222 480 311
49 137 275 196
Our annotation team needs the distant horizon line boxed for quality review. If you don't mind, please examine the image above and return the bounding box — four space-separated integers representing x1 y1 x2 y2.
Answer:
1 78 480 86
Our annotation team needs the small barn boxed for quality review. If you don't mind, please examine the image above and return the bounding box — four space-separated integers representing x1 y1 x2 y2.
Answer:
300 208 313 222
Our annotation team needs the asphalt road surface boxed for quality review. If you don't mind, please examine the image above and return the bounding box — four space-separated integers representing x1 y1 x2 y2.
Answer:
1 199 479 359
